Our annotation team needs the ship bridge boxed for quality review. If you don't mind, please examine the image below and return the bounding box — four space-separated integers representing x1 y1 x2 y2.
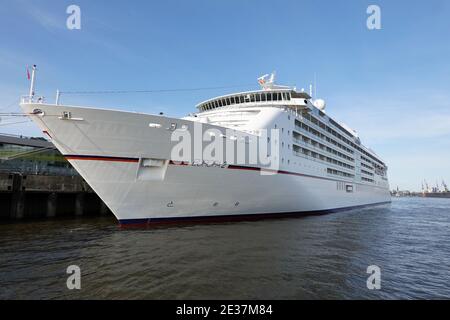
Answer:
196 89 311 113
196 72 312 113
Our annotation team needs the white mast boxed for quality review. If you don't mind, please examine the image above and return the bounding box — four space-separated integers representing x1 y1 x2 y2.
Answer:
29 65 37 99
55 89 60 105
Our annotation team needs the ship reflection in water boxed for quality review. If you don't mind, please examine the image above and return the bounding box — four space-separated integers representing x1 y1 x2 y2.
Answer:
0 197 449 299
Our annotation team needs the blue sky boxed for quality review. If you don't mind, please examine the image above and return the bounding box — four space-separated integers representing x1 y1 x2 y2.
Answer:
1 0 449 191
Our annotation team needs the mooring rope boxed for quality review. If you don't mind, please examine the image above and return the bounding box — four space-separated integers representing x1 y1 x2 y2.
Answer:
0 119 32 126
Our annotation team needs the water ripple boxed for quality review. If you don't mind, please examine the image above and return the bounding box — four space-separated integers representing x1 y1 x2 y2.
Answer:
0 198 450 299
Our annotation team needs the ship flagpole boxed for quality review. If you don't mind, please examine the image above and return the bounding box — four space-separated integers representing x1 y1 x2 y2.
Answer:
28 65 37 101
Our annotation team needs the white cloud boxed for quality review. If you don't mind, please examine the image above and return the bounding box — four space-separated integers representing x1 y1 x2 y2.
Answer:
324 90 450 190
20 1 65 32
327 91 450 144
386 152 450 191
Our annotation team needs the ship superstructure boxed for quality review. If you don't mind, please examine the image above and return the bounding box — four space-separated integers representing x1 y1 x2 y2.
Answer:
20 70 391 225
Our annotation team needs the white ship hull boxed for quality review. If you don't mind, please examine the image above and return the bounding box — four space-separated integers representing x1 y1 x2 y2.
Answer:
20 103 391 225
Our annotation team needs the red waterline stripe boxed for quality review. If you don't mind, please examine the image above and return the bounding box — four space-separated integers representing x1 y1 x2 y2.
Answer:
65 155 139 163
63 155 386 189
228 164 341 183
42 130 52 139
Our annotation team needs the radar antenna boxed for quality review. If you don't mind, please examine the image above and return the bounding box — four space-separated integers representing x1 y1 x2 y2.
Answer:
257 72 276 90
257 72 291 91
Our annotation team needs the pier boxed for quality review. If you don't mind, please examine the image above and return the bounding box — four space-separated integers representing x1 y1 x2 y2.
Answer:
0 173 111 220
0 133 112 220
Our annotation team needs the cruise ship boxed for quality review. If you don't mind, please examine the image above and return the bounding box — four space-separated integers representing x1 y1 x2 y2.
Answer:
20 69 391 226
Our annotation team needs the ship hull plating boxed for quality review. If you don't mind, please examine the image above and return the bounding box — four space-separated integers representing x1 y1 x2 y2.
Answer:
21 103 391 224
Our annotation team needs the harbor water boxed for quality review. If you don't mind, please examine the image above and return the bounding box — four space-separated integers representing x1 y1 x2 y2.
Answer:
0 197 449 299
